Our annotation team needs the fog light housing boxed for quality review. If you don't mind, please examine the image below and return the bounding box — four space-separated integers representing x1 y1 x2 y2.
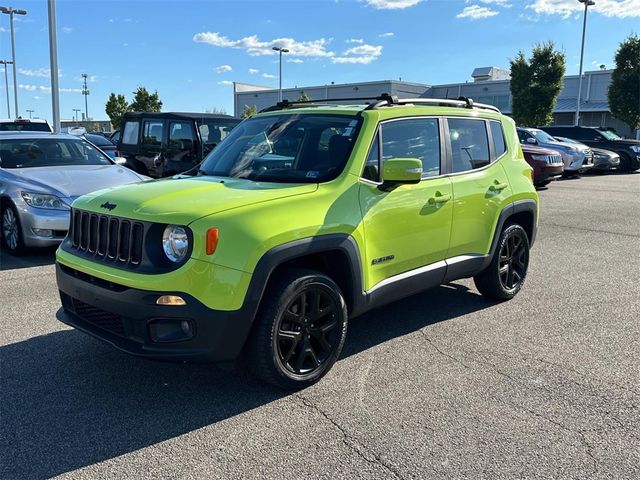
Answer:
32 228 53 237
156 295 187 306
148 318 194 343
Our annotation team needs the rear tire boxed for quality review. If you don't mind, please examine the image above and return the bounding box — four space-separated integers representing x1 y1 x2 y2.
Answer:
247 269 348 390
1 202 26 255
474 224 530 301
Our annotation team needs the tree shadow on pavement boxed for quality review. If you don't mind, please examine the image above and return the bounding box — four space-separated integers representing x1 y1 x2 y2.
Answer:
0 282 496 479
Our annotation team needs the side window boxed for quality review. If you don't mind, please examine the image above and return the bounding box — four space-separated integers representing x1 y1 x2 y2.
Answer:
143 120 164 146
517 129 530 144
448 118 490 173
490 121 507 159
362 132 380 181
381 118 441 178
168 122 195 150
121 121 139 145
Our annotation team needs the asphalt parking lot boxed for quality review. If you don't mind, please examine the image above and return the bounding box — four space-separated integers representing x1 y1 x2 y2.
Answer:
1 173 639 480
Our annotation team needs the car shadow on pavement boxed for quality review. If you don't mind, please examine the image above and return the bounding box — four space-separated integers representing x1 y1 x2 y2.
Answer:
0 282 496 479
0 247 57 271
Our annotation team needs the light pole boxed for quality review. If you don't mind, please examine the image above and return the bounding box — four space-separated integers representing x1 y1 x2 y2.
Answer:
0 6 27 117
47 0 60 132
272 46 289 102
575 0 595 126
81 73 89 120
73 108 80 125
0 59 12 117
26 108 33 119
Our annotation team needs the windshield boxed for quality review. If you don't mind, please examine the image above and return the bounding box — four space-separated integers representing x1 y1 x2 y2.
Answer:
0 138 112 168
599 129 622 140
0 122 51 132
198 113 361 183
532 129 557 143
85 134 114 147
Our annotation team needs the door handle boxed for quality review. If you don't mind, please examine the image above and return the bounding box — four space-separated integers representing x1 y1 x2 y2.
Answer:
428 192 451 205
489 182 509 192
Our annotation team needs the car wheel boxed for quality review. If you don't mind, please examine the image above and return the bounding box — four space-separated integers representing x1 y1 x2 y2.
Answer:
247 269 348 390
1 202 26 255
474 224 530 301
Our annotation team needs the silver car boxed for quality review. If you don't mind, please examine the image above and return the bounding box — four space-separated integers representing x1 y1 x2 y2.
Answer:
517 127 594 175
554 136 620 172
0 132 147 254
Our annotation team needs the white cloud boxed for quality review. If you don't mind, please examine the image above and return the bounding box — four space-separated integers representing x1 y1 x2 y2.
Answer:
18 68 51 78
332 44 383 64
248 68 260 74
217 80 233 85
62 26 73 33
378 32 395 38
19 84 37 91
364 0 423 9
287 58 304 64
193 32 334 58
33 96 40 100
346 38 364 44
478 0 511 6
215 64 232 73
528 0 640 18
457 5 500 19
19 84 81 93
262 73 277 79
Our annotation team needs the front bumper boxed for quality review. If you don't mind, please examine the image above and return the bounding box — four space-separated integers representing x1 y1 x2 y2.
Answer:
19 204 70 247
533 163 564 184
56 262 254 361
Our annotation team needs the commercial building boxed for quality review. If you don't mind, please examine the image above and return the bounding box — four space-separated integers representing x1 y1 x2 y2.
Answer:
233 67 634 137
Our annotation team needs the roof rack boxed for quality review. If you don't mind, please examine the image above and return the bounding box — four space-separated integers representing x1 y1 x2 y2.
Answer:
258 93 501 114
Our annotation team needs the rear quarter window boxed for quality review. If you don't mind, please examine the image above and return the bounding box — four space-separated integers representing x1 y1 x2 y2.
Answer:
121 121 140 145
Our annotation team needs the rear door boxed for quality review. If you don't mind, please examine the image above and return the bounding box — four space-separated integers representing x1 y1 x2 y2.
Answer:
447 117 512 259
359 117 453 291
164 121 198 175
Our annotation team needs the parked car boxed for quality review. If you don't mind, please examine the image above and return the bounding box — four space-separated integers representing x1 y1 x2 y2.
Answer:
0 118 53 132
540 125 640 172
554 136 620 172
83 133 117 159
109 130 121 144
521 144 564 187
117 112 241 177
0 132 147 254
56 95 538 389
517 127 593 176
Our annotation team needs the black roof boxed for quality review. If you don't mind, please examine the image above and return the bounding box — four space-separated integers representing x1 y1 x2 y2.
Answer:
122 111 239 121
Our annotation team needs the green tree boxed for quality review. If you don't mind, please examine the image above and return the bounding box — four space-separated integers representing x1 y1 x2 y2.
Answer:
510 42 566 127
129 86 163 112
608 34 640 135
104 93 129 130
296 90 311 102
241 104 257 119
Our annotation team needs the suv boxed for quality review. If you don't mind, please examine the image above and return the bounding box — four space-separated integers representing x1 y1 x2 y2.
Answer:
540 125 640 172
0 118 52 132
55 96 538 389
117 112 240 177
517 127 593 175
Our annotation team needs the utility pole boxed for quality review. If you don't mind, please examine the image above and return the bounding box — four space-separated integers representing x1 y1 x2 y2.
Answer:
73 108 80 125
81 73 89 120
272 46 289 102
575 0 595 126
0 6 27 117
0 59 12 117
26 108 33 119
47 0 60 132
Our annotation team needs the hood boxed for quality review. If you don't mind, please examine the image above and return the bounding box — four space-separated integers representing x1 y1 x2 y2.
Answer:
7 165 144 199
72 176 319 224
610 139 640 146
521 144 562 156
544 140 589 153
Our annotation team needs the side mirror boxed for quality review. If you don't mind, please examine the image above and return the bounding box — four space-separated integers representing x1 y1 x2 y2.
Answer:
380 158 422 189
113 157 127 165
526 137 537 145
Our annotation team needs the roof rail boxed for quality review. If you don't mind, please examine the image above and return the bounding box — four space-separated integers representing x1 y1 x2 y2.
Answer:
366 95 501 113
258 94 501 114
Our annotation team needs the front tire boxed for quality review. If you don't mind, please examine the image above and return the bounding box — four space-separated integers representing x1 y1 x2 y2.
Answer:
247 269 348 390
1 202 26 255
474 224 530 300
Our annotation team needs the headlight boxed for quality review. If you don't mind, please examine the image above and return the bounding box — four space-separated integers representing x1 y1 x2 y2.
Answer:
531 154 548 162
629 145 640 153
21 192 69 210
162 225 189 263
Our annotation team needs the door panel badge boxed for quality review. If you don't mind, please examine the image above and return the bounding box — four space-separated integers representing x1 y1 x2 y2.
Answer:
372 254 395 265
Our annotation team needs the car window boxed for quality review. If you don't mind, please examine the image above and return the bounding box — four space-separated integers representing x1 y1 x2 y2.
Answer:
489 121 507 159
85 134 113 147
197 120 237 146
0 121 51 132
517 129 532 143
121 121 139 145
0 138 111 168
168 122 195 149
142 120 164 146
599 129 621 141
532 129 556 144
379 118 441 179
449 118 490 173
362 132 380 182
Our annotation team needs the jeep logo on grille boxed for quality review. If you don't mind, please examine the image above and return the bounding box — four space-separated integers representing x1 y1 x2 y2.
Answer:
100 202 117 211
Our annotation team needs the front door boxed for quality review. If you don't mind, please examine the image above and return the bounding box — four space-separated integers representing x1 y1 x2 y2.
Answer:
359 117 453 291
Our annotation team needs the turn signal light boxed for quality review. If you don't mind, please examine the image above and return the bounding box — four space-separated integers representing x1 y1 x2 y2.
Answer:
156 295 187 306
206 228 219 255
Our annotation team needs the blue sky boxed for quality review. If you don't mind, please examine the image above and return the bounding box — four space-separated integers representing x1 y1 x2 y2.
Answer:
3 0 638 122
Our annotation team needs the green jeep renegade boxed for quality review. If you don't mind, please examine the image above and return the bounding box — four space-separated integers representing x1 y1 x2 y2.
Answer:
56 95 538 389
